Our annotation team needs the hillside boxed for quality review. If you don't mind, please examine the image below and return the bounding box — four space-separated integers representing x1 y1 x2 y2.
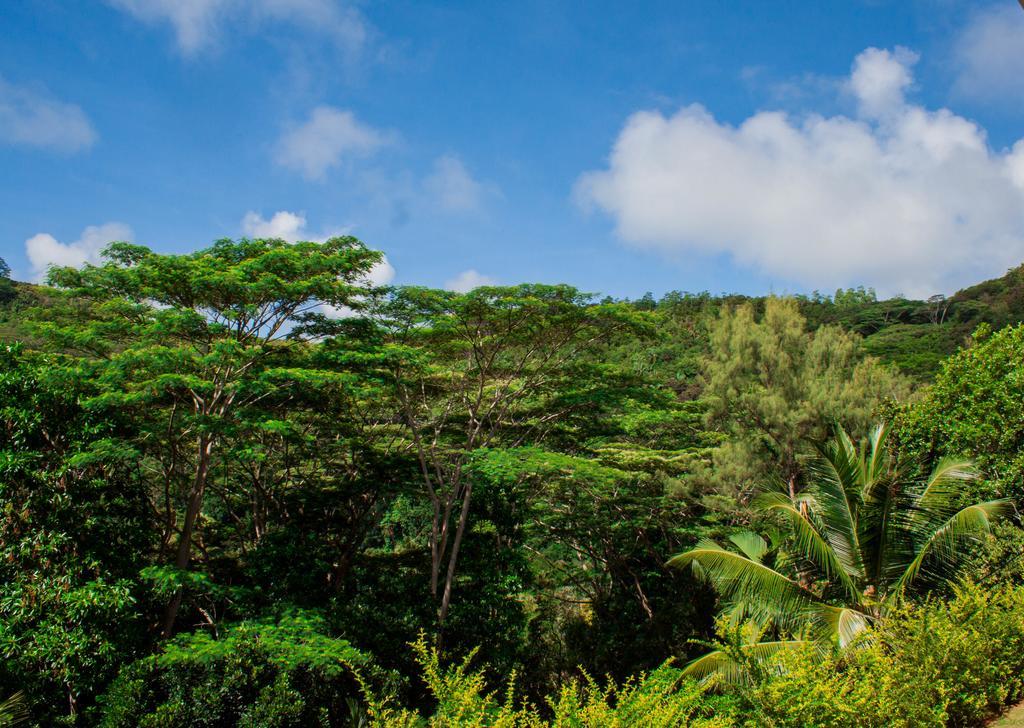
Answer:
625 263 1024 381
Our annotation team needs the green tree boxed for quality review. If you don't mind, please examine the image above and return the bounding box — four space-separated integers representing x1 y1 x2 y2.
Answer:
369 285 648 625
472 447 716 690
0 345 151 722
38 237 383 636
671 423 1010 679
701 297 909 502
0 256 14 305
895 323 1024 503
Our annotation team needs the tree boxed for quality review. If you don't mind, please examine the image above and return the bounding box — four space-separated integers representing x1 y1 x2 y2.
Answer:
895 323 1024 503
369 285 649 626
671 423 1010 680
472 446 715 688
0 345 151 721
0 256 14 304
701 297 909 502
37 237 383 636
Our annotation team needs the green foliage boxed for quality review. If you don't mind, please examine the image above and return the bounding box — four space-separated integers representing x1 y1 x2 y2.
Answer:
470 446 716 688
0 258 13 306
96 612 375 727
833 286 877 308
4 236 1024 726
33 236 386 637
0 345 151 724
860 323 962 380
744 581 1024 727
0 693 28 727
361 634 733 727
366 282 654 629
700 297 909 499
896 323 1024 503
353 582 1024 726
672 423 1011 679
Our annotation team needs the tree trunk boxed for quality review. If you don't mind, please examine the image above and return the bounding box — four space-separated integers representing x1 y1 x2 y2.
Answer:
160 435 214 637
438 481 473 625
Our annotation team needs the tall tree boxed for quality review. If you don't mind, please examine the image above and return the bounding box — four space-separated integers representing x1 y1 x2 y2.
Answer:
38 237 383 635
369 284 648 625
701 297 909 502
0 256 14 304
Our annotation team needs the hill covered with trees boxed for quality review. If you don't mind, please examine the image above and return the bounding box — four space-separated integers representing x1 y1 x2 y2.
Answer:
0 241 1022 727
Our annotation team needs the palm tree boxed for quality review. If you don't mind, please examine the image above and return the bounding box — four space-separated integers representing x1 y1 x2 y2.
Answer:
671 423 1011 679
0 692 28 727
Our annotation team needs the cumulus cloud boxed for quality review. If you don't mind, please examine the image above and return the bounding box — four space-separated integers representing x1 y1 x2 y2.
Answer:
847 46 918 120
107 0 366 56
576 47 1024 298
0 75 97 152
241 210 312 241
274 107 389 180
424 155 485 213
445 269 497 293
952 3 1024 105
25 222 133 282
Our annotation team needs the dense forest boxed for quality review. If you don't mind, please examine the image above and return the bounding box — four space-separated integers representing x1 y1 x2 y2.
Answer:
1 238 1023 727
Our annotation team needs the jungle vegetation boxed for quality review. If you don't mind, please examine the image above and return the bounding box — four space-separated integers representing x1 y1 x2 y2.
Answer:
0 240 1022 727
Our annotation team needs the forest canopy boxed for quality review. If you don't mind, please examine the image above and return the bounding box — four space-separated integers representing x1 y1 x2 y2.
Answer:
0 242 1022 727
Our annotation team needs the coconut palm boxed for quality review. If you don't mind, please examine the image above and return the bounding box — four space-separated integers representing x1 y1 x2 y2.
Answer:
0 692 28 727
671 422 1012 679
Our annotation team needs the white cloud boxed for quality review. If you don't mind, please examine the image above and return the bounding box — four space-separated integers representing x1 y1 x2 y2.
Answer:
847 46 917 120
25 222 133 282
445 269 497 293
952 3 1024 105
274 106 389 180
576 47 1024 298
241 210 311 241
424 155 484 213
107 0 366 56
0 75 96 152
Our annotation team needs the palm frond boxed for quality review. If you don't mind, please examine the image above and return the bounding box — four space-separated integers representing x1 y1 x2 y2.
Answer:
803 437 865 581
862 422 891 493
825 607 873 649
669 540 825 635
728 531 769 563
895 499 1012 593
913 458 978 519
755 491 860 604
681 640 819 685
0 692 28 727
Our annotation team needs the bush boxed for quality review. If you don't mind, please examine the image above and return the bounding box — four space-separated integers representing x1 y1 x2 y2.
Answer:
95 612 381 727
362 634 733 727
744 581 1024 727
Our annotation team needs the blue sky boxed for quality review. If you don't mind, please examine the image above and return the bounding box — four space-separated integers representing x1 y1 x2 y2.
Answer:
2 1 1023 299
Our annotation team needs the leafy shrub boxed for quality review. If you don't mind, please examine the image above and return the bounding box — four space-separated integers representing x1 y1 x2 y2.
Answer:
744 581 1024 727
362 635 733 727
96 612 379 727
884 581 1024 726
